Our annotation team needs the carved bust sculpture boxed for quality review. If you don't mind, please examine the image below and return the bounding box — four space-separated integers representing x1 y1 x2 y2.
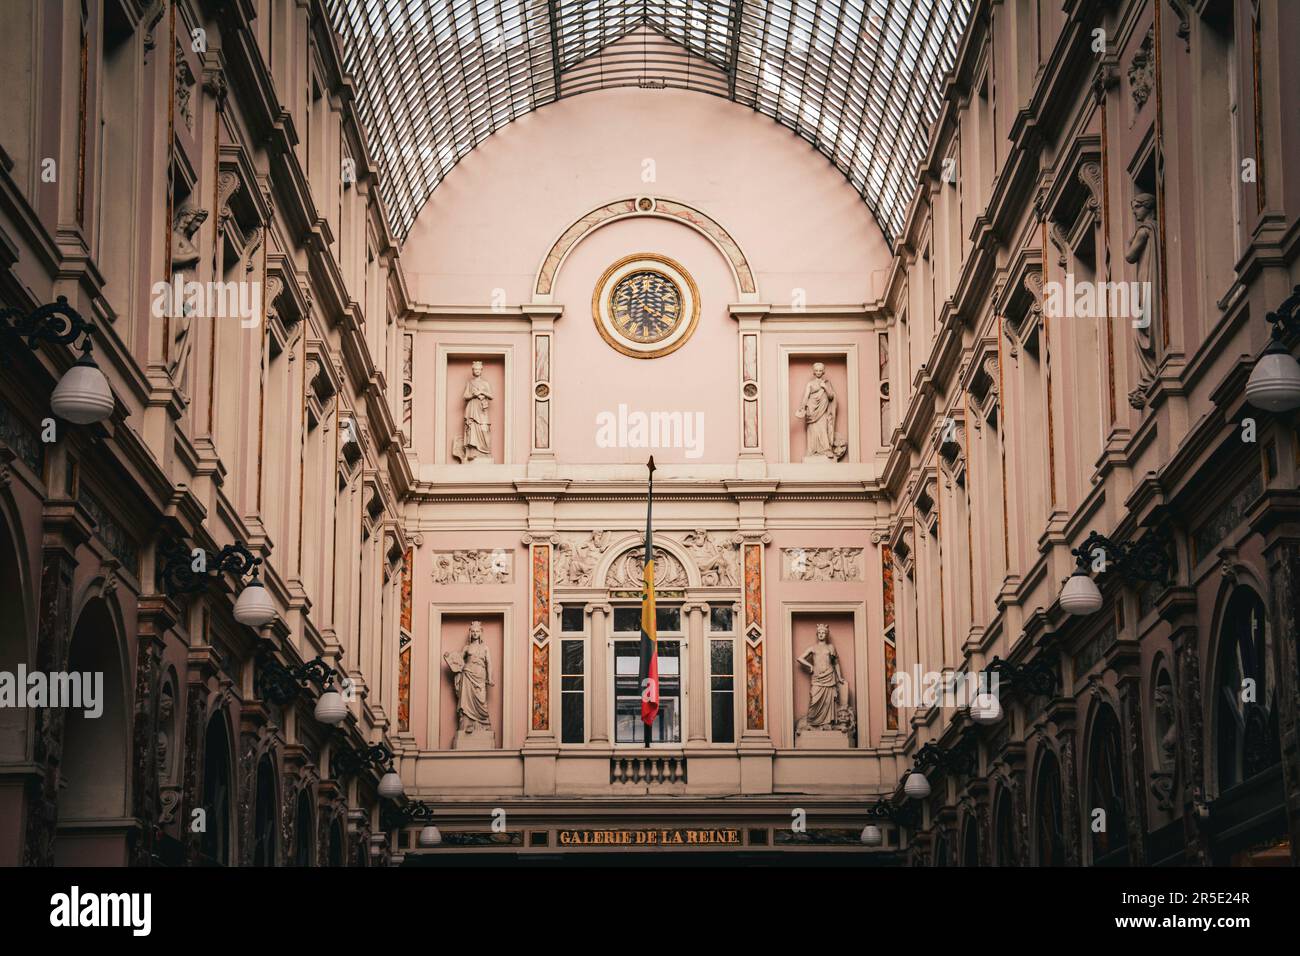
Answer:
443 620 494 747
796 623 848 730
1124 191 1160 406
795 363 847 461
453 361 493 463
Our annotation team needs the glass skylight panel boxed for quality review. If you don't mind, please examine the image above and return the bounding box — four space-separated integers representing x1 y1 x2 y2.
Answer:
327 0 972 242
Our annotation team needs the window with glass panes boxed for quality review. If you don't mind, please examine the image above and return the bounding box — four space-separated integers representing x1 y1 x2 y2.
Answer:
613 605 681 744
709 605 735 743
560 606 586 744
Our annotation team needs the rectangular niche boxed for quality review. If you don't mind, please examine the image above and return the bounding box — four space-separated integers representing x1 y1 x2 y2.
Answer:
789 610 859 750
436 348 510 465
437 612 505 751
782 350 857 464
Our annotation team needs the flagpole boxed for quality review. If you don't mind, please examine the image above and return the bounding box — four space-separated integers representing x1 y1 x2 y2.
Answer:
643 456 656 750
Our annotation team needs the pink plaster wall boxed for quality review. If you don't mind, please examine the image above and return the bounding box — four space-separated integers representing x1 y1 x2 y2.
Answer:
401 88 891 306
550 216 738 464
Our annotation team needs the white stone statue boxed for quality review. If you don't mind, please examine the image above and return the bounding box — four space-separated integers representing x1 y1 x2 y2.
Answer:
443 620 494 748
1124 191 1160 407
453 361 493 463
795 363 847 461
683 529 736 586
795 623 855 747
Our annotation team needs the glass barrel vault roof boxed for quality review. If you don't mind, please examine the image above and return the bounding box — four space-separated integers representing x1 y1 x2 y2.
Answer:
326 0 974 244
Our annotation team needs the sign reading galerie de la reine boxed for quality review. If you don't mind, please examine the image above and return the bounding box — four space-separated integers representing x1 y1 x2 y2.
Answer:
557 829 742 847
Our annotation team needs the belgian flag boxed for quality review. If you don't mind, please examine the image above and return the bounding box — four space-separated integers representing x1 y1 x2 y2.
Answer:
640 456 658 744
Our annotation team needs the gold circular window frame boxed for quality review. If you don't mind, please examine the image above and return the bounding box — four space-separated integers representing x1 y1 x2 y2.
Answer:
592 252 701 360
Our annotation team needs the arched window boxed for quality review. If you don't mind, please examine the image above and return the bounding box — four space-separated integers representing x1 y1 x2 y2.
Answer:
0 513 28 765
1215 586 1279 791
327 817 345 867
1087 705 1129 864
1034 751 1066 866
994 790 1018 866
294 791 314 866
961 817 979 866
932 831 949 867
252 753 278 866
200 715 233 866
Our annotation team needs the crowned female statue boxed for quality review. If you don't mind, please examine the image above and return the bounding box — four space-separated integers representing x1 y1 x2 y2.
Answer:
443 620 494 748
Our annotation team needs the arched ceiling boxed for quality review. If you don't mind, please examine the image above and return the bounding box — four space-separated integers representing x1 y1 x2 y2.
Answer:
325 0 973 244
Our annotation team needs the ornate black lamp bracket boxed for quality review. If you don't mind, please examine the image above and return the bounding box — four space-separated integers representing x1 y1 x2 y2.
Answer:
159 538 262 597
255 645 338 705
1071 528 1173 585
866 798 919 829
382 800 435 831
1264 284 1300 342
0 296 96 368
912 741 977 778
983 654 1058 697
334 740 395 779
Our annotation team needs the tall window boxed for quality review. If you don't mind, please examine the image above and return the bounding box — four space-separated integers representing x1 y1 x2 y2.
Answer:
294 791 314 866
560 606 586 745
614 606 681 744
1088 705 1129 864
1034 751 1066 867
1216 586 1278 791
994 791 1018 866
201 716 233 866
709 605 735 743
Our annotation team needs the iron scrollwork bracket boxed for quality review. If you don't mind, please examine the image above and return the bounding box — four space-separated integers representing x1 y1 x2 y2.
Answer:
0 296 96 368
1072 527 1173 586
984 654 1058 697
334 740 395 779
158 538 262 597
255 644 338 705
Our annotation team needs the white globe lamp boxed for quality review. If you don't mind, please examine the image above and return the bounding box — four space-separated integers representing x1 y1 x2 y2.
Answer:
1246 339 1300 412
233 574 277 627
1059 568 1103 616
378 770 405 800
51 347 114 424
969 692 1002 725
860 824 883 847
904 770 931 800
314 688 348 725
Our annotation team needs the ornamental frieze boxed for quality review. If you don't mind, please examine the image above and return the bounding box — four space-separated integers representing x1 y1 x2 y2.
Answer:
430 549 512 584
780 547 863 582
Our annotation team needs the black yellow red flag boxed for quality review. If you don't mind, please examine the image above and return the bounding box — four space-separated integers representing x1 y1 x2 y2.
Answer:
640 457 658 740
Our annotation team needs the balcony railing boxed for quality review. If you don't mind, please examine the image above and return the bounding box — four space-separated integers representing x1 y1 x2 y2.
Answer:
610 754 688 786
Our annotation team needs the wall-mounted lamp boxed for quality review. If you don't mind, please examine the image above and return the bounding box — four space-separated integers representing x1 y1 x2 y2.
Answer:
1245 285 1300 412
0 296 114 424
1059 528 1172 616
158 538 277 627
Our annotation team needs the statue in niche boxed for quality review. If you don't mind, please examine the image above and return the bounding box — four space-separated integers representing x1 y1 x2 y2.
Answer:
794 363 847 462
168 204 208 395
1124 192 1160 408
443 620 494 749
795 623 855 747
452 360 493 463
682 529 736 587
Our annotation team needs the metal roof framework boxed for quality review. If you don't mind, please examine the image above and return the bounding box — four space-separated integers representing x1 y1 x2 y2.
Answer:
325 0 973 243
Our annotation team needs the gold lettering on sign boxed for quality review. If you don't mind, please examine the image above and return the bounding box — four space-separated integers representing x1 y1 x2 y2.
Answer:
556 829 742 847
